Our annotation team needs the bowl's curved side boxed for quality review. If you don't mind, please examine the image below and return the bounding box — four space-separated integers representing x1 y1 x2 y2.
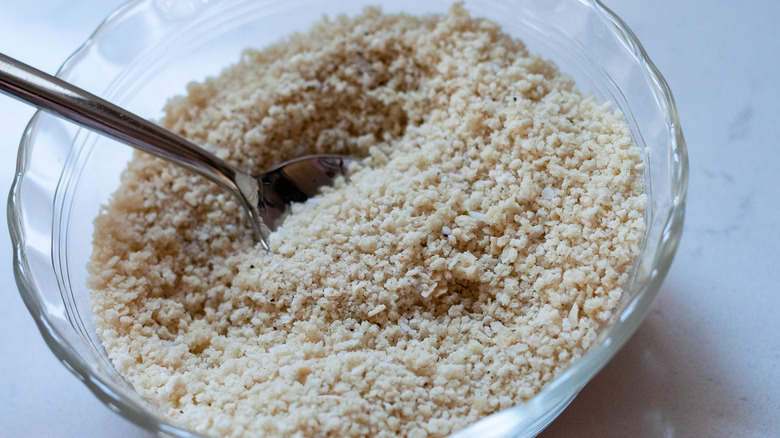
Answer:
7 0 203 436
594 0 689 242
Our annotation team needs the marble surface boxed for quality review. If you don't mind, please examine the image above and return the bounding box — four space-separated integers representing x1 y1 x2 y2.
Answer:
1 1 778 437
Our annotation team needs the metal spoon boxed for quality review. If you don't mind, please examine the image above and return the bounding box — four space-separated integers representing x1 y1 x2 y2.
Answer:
0 53 355 250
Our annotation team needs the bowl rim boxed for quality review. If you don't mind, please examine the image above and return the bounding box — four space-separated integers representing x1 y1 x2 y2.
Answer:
7 0 689 436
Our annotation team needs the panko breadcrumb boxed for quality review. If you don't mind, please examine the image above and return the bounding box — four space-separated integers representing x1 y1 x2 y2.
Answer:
88 4 646 438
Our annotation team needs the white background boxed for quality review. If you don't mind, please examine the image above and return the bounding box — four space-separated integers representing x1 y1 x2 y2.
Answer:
1 1 778 437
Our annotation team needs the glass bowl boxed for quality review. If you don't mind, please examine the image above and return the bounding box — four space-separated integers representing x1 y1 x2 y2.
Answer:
7 0 688 436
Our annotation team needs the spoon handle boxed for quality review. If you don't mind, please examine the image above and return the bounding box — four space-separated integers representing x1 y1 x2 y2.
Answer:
0 52 242 196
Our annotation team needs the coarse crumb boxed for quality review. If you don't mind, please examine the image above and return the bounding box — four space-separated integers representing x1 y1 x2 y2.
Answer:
88 4 647 437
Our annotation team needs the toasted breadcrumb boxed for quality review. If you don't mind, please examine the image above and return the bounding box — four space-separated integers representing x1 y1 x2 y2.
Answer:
88 5 646 437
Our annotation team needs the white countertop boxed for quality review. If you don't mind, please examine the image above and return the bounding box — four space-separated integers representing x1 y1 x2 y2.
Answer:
1 1 778 437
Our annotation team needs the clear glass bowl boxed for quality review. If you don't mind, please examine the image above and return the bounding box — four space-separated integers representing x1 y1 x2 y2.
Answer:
7 0 688 436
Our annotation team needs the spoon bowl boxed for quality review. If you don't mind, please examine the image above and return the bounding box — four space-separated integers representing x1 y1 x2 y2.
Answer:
236 154 354 248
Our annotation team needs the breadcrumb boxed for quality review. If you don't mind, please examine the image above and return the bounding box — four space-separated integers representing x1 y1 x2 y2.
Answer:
88 5 646 437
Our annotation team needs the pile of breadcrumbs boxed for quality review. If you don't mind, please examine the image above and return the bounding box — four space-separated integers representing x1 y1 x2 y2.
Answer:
88 4 646 437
